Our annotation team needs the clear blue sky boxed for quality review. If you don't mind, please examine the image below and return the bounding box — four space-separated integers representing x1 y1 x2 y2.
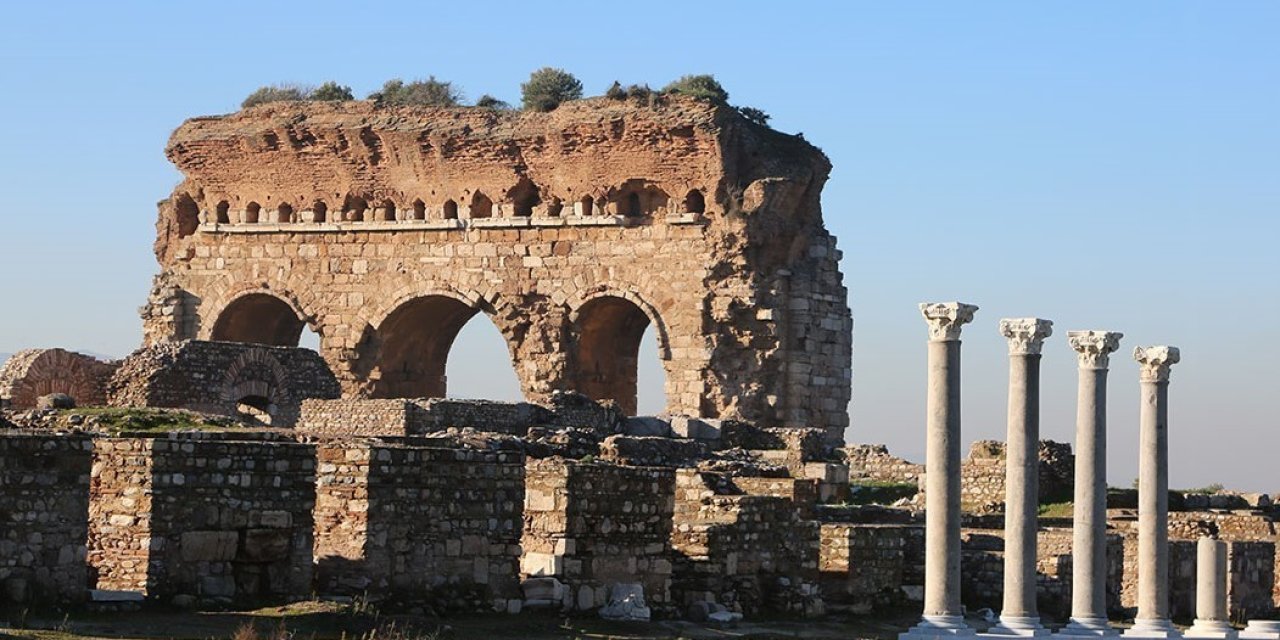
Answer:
1 2 1276 491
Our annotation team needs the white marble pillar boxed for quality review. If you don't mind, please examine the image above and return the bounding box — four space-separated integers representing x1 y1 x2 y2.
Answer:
987 318 1054 637
1186 537 1236 639
1124 346 1181 639
902 302 979 640
1059 331 1124 638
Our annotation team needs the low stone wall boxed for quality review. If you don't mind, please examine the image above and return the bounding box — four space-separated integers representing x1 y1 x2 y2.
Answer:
670 469 823 617
819 524 910 613
297 399 425 438
313 440 525 608
945 440 1075 513
1227 541 1276 620
843 444 923 484
107 340 340 427
521 458 675 611
298 394 624 439
0 434 93 603
88 434 315 604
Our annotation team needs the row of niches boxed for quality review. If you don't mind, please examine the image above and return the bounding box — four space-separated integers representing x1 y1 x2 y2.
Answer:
182 180 710 229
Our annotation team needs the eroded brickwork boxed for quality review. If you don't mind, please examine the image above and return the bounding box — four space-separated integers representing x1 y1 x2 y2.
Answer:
144 98 851 442
0 349 119 409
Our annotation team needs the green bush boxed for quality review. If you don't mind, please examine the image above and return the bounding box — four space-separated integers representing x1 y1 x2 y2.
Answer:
736 105 771 126
371 77 462 107
474 94 511 109
311 81 354 102
605 81 627 100
661 74 729 103
520 67 583 112
241 84 310 108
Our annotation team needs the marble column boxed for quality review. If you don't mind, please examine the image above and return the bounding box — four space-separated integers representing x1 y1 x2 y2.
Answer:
902 302 979 640
1186 537 1236 639
1060 331 1124 638
987 318 1053 637
1124 346 1181 639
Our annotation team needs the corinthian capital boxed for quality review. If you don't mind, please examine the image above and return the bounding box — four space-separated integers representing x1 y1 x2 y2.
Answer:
919 302 979 342
999 318 1054 355
1067 330 1124 370
1134 345 1181 382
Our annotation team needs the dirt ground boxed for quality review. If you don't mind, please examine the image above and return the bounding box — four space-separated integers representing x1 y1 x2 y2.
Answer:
0 602 926 640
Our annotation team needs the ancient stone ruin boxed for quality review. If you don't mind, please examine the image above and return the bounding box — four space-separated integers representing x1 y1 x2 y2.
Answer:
3 96 1280 637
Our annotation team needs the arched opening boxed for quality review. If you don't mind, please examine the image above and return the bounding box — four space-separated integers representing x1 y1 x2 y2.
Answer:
446 313 523 401
469 192 493 219
236 394 274 425
579 195 594 216
216 201 231 224
684 189 705 214
443 200 459 220
572 296 659 416
625 192 642 217
313 201 328 223
344 196 368 222
412 199 426 220
370 295 516 399
277 203 294 223
546 198 563 217
508 179 541 217
298 325 322 353
380 200 397 221
245 202 262 224
636 324 667 415
615 180 669 217
174 194 200 238
210 293 307 347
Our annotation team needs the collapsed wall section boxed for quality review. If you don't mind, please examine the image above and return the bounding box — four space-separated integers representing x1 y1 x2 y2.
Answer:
313 440 525 609
0 434 93 604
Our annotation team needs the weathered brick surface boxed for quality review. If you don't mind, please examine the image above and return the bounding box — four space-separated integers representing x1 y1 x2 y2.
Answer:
88 434 315 604
144 98 851 442
0 434 93 603
313 441 525 605
298 394 622 439
0 349 119 409
522 458 675 609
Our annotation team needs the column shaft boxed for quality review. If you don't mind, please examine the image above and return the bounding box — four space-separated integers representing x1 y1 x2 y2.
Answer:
1072 366 1110 621
1137 378 1171 622
924 339 963 618
1001 353 1040 618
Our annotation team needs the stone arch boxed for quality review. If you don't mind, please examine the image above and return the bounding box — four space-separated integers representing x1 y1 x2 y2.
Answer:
245 201 262 224
0 348 118 409
508 179 541 217
567 288 671 360
207 289 316 347
312 200 328 223
343 195 368 222
411 198 426 220
220 347 291 425
578 195 595 216
568 292 669 415
277 202 294 223
684 189 706 214
442 199 459 219
469 191 493 219
365 289 516 399
613 179 669 217
546 197 564 217
215 201 231 224
378 199 397 221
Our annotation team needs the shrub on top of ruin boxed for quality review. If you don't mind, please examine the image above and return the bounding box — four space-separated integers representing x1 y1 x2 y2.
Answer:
736 105 771 126
661 74 729 103
371 77 462 107
605 81 627 100
241 84 311 108
311 81 354 102
474 94 511 110
520 67 583 112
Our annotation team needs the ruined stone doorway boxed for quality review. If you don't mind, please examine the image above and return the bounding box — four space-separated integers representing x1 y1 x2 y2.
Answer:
572 296 664 416
210 293 306 347
370 295 517 400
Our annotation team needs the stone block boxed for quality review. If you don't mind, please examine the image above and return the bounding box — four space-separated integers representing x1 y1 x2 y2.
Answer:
180 531 239 562
241 529 291 562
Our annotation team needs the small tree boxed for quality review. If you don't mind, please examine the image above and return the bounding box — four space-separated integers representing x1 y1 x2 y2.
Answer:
371 77 462 107
475 94 511 109
605 81 627 100
521 67 583 112
241 84 310 108
311 81 354 102
661 74 729 103
736 106 771 126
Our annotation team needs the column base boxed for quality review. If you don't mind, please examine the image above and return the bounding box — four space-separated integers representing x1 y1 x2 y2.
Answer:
1123 618 1182 639
901 615 978 640
1239 620 1280 640
982 615 1052 637
1058 617 1120 637
1185 620 1237 640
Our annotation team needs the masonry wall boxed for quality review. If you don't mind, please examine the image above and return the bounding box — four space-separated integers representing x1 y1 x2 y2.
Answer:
670 469 823 616
88 434 316 604
819 524 909 613
522 459 675 610
0 434 93 604
298 394 622 439
843 444 923 484
313 441 525 607
0 349 118 409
